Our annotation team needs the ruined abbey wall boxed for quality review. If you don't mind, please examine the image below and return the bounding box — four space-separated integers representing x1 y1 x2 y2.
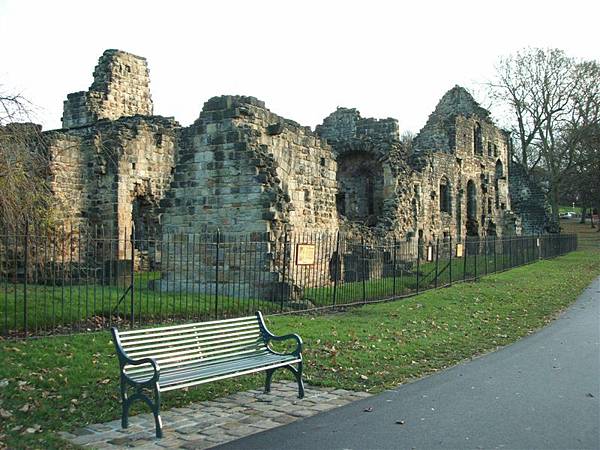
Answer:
11 49 551 297
159 95 338 295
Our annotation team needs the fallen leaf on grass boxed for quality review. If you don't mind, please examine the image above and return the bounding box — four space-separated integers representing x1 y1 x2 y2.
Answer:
19 403 30 412
0 408 12 418
25 424 41 434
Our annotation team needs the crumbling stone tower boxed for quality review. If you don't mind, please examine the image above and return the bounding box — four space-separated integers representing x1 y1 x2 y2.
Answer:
62 49 153 128
45 50 178 260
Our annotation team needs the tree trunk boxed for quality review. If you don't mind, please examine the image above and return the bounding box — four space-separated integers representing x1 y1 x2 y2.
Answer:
550 185 561 228
580 206 587 224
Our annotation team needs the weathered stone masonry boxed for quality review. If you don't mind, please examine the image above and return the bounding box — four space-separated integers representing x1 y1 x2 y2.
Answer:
25 50 550 296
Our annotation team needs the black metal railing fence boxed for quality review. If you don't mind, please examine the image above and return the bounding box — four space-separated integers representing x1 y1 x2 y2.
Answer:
0 224 577 338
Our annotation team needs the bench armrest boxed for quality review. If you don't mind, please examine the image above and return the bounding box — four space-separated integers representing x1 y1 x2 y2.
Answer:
255 312 303 358
266 333 303 358
111 327 161 383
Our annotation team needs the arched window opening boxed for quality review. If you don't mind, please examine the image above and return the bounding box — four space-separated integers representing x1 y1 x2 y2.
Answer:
473 123 483 155
466 180 478 236
494 160 504 209
439 177 451 214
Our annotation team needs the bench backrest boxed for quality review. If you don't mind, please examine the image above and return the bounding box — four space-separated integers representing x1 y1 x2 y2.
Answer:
113 314 269 378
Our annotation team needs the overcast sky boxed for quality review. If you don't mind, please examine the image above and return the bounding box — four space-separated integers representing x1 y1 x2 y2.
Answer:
1 0 598 134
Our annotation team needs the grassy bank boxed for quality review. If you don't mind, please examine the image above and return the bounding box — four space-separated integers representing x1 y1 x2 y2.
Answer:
1 250 599 449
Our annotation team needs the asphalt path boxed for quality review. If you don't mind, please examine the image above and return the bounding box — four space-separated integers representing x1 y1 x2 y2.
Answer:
216 276 600 450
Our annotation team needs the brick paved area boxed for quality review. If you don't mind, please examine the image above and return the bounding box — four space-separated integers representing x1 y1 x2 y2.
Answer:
58 382 371 449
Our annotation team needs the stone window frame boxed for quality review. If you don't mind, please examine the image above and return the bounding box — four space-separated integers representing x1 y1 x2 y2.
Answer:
439 176 452 215
473 122 483 155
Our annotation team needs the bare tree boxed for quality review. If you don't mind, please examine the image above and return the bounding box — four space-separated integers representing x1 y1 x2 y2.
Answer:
490 49 580 172
489 48 600 224
0 87 52 232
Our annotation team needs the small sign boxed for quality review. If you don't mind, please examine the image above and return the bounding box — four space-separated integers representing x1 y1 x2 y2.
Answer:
536 238 540 247
296 243 316 265
456 243 464 258
426 245 434 262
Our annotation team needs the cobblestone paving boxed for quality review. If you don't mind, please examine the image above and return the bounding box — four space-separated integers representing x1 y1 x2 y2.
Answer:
58 382 371 449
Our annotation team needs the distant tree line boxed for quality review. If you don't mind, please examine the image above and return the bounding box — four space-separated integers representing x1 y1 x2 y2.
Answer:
489 48 600 228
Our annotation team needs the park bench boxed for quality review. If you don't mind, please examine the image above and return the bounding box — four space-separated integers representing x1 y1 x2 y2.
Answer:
111 312 304 437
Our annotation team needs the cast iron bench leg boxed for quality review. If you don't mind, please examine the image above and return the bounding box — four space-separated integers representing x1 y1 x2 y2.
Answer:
264 368 276 393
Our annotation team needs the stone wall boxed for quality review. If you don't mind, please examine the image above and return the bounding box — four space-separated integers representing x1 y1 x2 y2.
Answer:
410 87 514 244
160 95 338 296
14 49 551 299
62 50 153 129
44 116 178 260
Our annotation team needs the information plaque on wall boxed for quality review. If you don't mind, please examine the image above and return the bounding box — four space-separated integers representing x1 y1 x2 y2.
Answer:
456 243 464 258
296 243 316 265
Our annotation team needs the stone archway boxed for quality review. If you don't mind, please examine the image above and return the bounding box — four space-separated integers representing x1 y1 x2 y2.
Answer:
336 151 384 226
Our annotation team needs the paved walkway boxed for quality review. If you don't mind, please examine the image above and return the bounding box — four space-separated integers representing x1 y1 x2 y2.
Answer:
215 276 600 449
59 382 370 449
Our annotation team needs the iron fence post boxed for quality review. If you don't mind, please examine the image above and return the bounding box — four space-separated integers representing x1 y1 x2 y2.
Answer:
484 235 488 275
494 235 497 273
392 237 397 297
361 236 366 303
416 237 421 294
332 232 340 307
130 225 135 328
449 235 453 286
280 230 288 312
23 221 29 337
215 229 220 320
474 237 478 279
434 238 440 288
463 237 467 281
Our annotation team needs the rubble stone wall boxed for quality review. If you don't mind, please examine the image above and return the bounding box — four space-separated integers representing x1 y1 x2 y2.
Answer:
160 95 338 295
62 50 153 129
17 50 551 299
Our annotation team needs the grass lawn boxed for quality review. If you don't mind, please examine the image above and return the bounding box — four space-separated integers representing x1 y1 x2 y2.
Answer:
0 250 599 449
2 250 527 334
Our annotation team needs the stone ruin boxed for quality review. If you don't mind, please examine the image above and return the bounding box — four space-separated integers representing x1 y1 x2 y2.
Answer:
16 49 551 296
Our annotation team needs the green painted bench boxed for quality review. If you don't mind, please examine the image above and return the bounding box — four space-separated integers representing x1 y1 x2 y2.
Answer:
111 312 304 437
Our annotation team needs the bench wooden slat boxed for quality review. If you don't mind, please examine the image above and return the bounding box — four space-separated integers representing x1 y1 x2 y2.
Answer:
126 332 263 357
117 315 259 336
126 338 265 364
118 320 259 341
118 323 261 345
124 329 262 353
126 353 298 387
159 359 300 392
124 346 270 375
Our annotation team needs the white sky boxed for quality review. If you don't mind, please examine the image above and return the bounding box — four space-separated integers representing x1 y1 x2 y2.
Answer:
1 0 599 134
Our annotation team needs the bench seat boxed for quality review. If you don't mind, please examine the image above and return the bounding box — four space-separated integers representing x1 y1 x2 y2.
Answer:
111 312 304 437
